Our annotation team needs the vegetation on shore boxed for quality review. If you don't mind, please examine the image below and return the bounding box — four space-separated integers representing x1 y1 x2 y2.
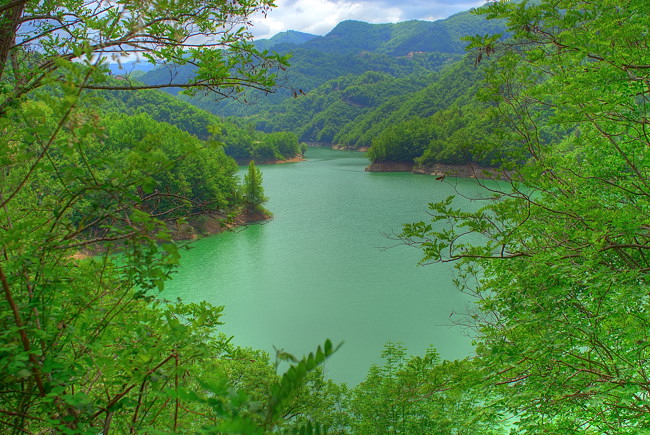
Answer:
0 1 323 433
1 0 648 433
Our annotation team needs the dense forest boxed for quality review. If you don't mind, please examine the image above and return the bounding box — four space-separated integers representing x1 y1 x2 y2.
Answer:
91 83 304 164
135 8 511 169
1 0 649 434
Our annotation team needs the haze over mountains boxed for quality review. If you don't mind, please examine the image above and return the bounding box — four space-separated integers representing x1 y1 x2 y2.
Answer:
137 8 503 103
115 7 510 166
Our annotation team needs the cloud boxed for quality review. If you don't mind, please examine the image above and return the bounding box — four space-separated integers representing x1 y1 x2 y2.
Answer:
250 0 488 39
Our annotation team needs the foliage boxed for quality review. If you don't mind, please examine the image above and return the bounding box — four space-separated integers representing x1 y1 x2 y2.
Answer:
243 160 269 216
0 0 287 111
105 112 242 215
347 342 505 434
341 57 487 153
179 339 341 434
92 85 225 140
401 0 650 432
0 1 338 433
263 131 305 159
217 123 304 162
0 85 235 432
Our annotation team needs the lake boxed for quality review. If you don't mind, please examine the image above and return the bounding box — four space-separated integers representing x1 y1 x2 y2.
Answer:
164 147 483 385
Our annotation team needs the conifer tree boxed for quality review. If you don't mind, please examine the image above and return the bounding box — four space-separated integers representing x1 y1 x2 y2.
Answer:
243 160 269 216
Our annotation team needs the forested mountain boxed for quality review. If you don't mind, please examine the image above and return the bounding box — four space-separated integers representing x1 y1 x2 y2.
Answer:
139 8 506 118
253 30 319 51
300 9 501 56
135 7 508 167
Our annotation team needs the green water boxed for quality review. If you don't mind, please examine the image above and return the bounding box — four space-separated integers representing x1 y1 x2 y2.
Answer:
164 147 483 385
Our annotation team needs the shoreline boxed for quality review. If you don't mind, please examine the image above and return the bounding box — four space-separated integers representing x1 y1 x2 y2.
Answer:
305 145 506 179
366 160 505 179
71 209 272 260
235 155 305 166
260 155 305 165
173 209 271 240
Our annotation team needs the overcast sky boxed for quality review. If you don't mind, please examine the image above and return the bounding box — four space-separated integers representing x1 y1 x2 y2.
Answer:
249 0 488 39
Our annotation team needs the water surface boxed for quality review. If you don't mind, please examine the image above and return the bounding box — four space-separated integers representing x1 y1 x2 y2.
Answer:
165 147 483 385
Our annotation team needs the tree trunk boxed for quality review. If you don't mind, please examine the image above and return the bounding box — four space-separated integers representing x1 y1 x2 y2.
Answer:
0 0 26 81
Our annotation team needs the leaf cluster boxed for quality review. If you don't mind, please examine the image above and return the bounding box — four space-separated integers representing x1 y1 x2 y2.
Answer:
401 0 650 431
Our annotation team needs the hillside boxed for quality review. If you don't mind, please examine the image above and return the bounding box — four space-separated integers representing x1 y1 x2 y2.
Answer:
91 80 304 163
138 8 506 117
127 6 510 169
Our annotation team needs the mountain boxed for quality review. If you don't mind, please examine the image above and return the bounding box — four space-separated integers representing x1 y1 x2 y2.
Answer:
296 9 503 56
106 59 157 75
138 8 504 114
132 6 508 165
253 30 319 51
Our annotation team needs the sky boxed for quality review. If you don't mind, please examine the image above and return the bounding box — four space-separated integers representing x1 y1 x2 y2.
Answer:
249 0 488 39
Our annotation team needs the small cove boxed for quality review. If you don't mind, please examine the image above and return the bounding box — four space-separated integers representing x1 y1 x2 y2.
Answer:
164 147 486 385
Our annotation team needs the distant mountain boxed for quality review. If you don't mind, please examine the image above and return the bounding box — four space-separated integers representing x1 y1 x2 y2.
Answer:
139 8 503 98
298 9 500 57
134 6 507 165
106 60 157 75
253 30 319 51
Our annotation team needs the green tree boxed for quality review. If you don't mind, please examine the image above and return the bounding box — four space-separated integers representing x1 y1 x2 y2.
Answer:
0 1 340 433
243 160 269 216
263 131 303 159
0 0 288 112
402 0 650 432
347 343 504 434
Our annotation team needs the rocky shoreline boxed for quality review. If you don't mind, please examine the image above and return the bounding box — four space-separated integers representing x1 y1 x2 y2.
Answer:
311 145 505 179
70 209 270 259
235 155 305 166
364 161 414 172
173 209 271 240
366 160 505 179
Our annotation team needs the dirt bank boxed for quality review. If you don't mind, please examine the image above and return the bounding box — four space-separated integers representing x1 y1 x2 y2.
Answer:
173 209 271 240
365 161 414 172
366 161 505 179
235 155 305 165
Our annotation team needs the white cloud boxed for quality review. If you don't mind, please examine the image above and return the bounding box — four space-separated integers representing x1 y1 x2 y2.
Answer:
250 0 488 39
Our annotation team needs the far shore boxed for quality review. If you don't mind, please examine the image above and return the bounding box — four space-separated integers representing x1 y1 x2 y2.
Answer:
306 144 507 179
235 155 305 166
366 160 507 179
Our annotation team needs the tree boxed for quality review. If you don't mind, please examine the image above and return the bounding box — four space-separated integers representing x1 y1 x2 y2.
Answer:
401 0 650 431
0 0 288 114
347 343 504 434
0 1 338 433
243 160 269 216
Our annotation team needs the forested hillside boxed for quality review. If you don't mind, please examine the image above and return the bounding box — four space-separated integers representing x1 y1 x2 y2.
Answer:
136 7 508 167
3 0 647 433
92 80 304 163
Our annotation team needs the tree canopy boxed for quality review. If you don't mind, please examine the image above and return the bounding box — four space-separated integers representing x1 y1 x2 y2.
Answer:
0 1 331 433
0 0 288 112
402 0 650 431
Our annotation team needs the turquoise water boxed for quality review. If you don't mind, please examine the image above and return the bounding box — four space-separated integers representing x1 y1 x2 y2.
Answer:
164 147 483 385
